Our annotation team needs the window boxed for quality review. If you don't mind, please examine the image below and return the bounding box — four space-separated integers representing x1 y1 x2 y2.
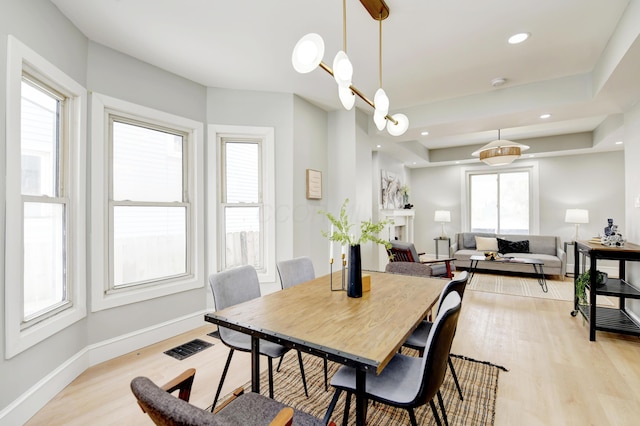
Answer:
5 36 87 358
208 125 275 282
91 94 204 311
221 139 263 271
464 165 539 235
110 117 188 288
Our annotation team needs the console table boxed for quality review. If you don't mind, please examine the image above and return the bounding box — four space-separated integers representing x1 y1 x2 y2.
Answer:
571 241 640 341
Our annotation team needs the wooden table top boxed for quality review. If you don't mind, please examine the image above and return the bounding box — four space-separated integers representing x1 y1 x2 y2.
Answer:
205 271 446 375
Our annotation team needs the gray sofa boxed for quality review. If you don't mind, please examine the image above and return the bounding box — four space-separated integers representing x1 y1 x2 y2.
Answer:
451 232 566 277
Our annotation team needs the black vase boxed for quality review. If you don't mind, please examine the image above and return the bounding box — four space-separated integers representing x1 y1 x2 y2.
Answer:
348 244 363 298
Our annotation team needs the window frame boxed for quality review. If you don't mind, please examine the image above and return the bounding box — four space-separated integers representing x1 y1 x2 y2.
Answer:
208 125 275 283
5 35 87 358
461 162 540 235
91 93 204 311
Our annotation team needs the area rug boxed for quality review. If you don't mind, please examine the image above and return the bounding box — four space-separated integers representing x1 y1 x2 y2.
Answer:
215 351 506 425
466 273 614 306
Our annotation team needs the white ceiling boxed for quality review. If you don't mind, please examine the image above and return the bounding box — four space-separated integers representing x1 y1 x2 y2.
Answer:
50 0 639 167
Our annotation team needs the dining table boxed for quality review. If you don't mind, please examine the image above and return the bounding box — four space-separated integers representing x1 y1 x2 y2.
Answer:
204 270 446 426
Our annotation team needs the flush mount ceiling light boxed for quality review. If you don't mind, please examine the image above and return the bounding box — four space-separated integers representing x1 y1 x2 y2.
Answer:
472 129 530 166
291 0 408 136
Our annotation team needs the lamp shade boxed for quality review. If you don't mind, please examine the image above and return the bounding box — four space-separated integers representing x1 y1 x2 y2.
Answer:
338 85 355 110
434 210 451 222
387 113 409 136
332 50 353 87
565 209 589 224
472 138 530 166
292 33 325 74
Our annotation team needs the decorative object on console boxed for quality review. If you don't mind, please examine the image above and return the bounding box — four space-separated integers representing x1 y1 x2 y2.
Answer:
400 184 412 209
471 129 530 166
291 0 409 136
434 210 451 239
320 198 391 298
565 208 589 242
601 222 625 247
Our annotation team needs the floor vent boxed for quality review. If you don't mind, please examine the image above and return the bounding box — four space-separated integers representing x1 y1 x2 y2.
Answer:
164 339 213 360
207 330 220 339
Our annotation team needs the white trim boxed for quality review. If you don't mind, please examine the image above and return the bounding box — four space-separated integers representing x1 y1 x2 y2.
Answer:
4 35 87 358
0 311 207 426
90 93 205 311
207 124 276 285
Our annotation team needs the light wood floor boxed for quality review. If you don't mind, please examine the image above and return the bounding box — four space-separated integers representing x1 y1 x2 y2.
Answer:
26 286 640 425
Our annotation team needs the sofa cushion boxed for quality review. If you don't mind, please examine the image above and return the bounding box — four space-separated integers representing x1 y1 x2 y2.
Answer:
475 236 498 251
497 238 529 254
463 232 495 249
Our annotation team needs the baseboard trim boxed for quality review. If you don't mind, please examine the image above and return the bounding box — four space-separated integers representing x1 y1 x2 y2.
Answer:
0 310 208 426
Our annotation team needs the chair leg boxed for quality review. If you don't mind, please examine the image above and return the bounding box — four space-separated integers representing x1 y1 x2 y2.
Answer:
342 392 352 426
323 388 342 425
276 353 284 372
436 390 449 426
429 399 443 426
448 356 464 401
296 350 309 397
268 358 274 399
211 348 234 412
407 408 419 426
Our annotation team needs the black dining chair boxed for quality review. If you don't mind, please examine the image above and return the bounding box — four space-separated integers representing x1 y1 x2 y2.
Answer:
403 270 469 401
323 291 462 426
208 265 309 412
276 256 329 391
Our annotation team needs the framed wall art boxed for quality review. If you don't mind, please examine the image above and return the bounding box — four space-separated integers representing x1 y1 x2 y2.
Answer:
306 169 322 199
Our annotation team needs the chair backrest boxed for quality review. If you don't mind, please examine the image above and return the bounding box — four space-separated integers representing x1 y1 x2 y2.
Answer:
276 256 315 289
131 375 222 425
209 265 261 344
415 291 462 406
434 271 469 313
387 240 420 263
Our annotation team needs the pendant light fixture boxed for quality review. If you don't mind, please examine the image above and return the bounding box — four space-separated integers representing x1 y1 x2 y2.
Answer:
291 0 408 136
472 129 530 166
373 13 389 130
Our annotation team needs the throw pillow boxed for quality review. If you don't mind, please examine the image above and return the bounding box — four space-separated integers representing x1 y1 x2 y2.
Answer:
497 238 530 254
475 236 498 251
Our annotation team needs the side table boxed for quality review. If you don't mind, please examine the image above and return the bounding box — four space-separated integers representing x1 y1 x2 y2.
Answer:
434 237 451 259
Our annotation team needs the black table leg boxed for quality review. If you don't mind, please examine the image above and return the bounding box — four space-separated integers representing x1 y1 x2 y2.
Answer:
355 369 366 426
533 264 548 293
469 260 478 281
251 336 260 393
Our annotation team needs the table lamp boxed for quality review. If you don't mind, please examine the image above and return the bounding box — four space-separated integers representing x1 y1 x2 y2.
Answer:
434 210 451 239
565 209 589 242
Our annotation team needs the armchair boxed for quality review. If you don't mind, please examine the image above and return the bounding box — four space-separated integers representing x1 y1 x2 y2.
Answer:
387 240 455 278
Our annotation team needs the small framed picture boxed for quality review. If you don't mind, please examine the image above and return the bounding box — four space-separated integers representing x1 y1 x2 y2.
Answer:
306 169 322 199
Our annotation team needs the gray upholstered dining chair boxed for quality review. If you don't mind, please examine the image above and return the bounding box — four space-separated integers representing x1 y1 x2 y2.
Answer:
276 256 329 391
403 270 469 401
209 265 308 412
323 291 462 426
131 368 331 426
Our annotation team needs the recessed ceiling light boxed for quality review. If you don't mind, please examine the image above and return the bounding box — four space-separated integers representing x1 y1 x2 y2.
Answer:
615 141 623 145
508 32 530 44
413 162 417 165
376 144 382 148
421 131 429 136
540 113 551 119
